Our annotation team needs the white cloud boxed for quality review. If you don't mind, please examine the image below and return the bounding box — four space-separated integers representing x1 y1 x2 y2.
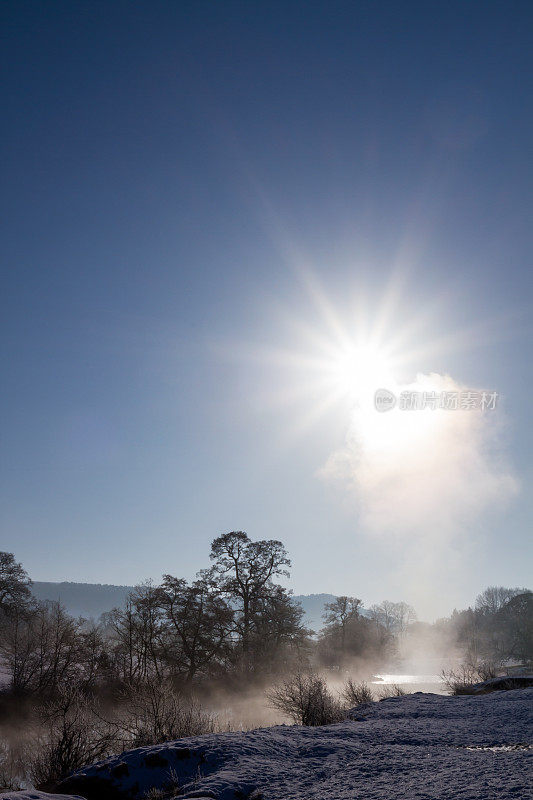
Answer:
320 373 518 616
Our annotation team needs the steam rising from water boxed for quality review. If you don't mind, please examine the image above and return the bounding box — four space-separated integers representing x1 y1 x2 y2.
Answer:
321 372 518 617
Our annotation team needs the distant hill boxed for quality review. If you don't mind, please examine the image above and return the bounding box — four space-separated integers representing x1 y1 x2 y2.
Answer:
30 581 336 633
292 593 338 633
31 581 132 619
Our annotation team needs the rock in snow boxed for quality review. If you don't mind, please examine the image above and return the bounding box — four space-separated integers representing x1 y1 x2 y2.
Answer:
2 689 532 800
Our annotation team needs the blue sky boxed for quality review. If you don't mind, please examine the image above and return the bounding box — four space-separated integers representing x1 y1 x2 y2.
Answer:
1 1 532 617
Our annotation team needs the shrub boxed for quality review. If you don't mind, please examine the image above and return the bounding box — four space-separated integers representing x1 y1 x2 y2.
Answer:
441 665 478 695
341 679 374 706
376 684 407 700
0 740 24 792
30 686 117 789
441 660 498 695
267 672 344 726
118 678 218 747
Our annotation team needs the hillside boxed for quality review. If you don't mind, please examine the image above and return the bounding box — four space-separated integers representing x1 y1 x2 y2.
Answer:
31 581 132 619
2 689 531 800
30 582 336 632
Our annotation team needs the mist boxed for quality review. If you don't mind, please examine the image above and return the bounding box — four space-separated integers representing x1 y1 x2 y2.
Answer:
321 372 519 619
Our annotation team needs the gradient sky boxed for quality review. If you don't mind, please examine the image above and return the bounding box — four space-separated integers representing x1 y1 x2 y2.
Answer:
1 1 532 618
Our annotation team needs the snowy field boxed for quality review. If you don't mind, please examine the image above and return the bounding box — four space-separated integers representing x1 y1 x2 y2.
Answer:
1 689 531 800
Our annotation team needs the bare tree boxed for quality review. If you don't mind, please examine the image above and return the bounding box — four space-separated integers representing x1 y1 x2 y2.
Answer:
107 583 165 684
497 591 532 662
77 621 108 688
159 576 233 682
0 601 81 694
475 586 526 615
368 600 416 635
322 596 362 651
249 585 310 672
205 531 291 669
0 552 32 613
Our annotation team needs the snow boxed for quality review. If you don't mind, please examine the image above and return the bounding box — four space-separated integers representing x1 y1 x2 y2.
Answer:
2 689 532 800
0 794 85 800
470 675 533 692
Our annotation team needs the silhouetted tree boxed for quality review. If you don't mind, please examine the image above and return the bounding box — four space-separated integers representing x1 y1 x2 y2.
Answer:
0 552 32 614
438 587 532 667
475 586 527 616
322 596 362 652
205 531 291 670
498 591 532 663
367 600 416 635
107 583 164 684
159 576 233 682
0 601 80 694
249 585 310 672
318 597 394 669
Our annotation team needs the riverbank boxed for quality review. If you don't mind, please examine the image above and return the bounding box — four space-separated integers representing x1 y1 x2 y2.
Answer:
2 687 529 800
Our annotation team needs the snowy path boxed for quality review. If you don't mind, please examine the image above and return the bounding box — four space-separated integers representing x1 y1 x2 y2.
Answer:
2 689 532 800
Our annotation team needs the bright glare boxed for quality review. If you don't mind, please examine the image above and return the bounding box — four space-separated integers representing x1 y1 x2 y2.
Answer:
236 273 469 454
326 340 442 459
330 342 395 402
354 376 443 456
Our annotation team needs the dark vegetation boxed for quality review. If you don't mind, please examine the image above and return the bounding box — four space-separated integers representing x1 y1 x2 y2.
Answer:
0 541 531 790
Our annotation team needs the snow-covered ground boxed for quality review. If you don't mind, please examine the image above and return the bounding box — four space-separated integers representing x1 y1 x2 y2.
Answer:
2 689 532 800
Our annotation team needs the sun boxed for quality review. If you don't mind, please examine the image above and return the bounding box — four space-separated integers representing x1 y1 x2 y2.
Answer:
329 342 396 403
230 270 468 448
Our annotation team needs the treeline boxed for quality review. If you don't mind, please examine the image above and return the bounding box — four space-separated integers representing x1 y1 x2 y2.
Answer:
0 541 531 791
0 539 531 701
1 533 293 693
435 585 532 667
0 534 395 696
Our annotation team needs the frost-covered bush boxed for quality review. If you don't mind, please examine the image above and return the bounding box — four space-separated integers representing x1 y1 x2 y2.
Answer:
118 678 218 746
376 684 407 700
267 672 344 726
30 686 117 789
0 739 25 791
441 661 497 695
341 679 374 706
